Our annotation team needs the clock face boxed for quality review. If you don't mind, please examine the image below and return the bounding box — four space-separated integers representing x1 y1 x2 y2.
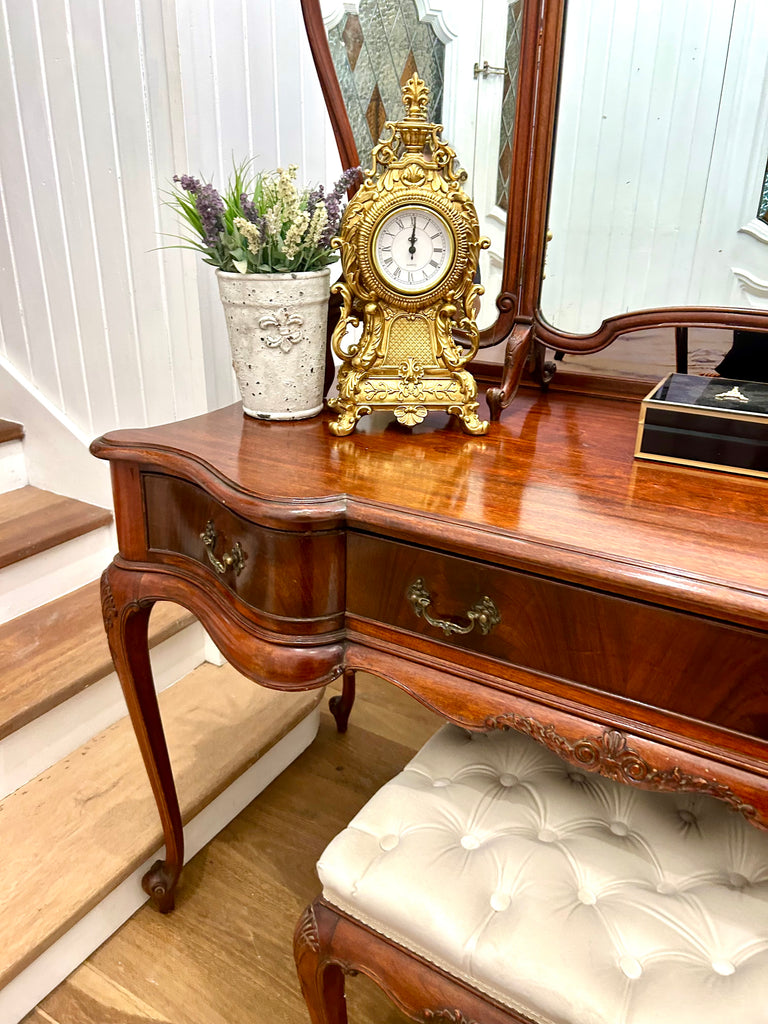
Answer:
372 206 455 295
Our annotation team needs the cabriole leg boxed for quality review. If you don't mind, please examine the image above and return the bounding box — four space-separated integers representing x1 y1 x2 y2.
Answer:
101 564 183 912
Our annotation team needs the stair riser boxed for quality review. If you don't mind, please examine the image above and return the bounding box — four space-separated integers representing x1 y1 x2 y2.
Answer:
0 525 115 624
0 440 27 493
0 621 207 800
0 707 320 1024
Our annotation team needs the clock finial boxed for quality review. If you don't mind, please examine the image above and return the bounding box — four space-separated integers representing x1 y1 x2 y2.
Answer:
402 75 429 121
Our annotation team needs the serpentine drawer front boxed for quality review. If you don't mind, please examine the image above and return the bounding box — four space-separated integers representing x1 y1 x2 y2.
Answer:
143 473 344 632
346 533 768 740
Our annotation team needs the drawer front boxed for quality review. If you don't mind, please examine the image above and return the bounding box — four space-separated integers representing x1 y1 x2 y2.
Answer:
144 473 344 628
347 533 768 739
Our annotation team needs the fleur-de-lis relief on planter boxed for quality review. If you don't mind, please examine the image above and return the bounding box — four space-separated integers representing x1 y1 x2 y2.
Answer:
258 311 304 353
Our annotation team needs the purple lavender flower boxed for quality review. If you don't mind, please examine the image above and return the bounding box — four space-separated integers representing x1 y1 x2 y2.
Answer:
322 190 342 245
195 183 225 246
307 184 325 218
240 192 259 223
332 166 363 197
173 174 202 194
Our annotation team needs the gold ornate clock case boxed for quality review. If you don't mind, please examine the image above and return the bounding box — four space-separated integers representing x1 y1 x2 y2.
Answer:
328 76 491 436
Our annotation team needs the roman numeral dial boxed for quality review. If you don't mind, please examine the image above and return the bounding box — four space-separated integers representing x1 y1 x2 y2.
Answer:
372 206 454 295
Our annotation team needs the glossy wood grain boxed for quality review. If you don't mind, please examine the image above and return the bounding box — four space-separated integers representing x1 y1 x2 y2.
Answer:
346 533 768 740
144 473 345 631
92 390 768 627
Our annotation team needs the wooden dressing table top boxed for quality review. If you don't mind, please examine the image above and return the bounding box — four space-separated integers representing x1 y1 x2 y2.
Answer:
97 388 767 624
93 387 768 909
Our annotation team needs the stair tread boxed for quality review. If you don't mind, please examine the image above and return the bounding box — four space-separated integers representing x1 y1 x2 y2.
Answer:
0 581 196 740
0 486 112 570
0 661 322 987
0 420 24 444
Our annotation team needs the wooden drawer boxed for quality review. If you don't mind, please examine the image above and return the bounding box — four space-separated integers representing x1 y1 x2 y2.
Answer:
143 473 344 630
347 533 768 739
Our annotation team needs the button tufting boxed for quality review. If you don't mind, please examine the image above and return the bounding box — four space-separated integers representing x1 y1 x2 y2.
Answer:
712 959 736 977
567 771 587 785
461 834 481 850
678 809 698 826
490 891 511 912
727 872 748 890
619 956 643 980
432 777 451 788
577 887 597 905
609 821 629 837
656 881 677 895
379 834 399 852
498 773 518 787
537 828 557 843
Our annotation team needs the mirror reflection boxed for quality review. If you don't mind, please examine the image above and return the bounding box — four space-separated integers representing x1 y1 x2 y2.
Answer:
541 0 768 336
320 0 521 330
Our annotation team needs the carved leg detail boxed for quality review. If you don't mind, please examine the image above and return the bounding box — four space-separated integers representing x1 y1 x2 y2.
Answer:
329 669 356 733
101 565 183 913
486 323 533 421
294 903 349 1024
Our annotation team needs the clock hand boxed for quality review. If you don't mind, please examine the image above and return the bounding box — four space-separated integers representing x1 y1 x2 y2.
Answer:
409 217 417 259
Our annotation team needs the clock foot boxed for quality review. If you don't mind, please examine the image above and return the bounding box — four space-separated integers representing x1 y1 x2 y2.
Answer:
328 399 371 436
451 404 489 436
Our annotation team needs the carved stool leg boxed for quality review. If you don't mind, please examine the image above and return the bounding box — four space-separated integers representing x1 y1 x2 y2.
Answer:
329 668 356 733
101 564 183 912
294 902 349 1024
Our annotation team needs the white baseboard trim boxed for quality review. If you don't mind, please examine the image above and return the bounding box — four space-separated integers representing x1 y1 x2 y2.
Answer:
0 621 208 800
0 706 320 1024
0 525 116 624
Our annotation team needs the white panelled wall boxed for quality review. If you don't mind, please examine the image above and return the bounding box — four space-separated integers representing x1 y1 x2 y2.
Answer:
0 0 337 500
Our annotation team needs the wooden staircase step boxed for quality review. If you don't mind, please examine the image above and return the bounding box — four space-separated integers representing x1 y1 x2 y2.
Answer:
0 661 323 990
0 487 112 570
0 582 196 741
0 420 24 444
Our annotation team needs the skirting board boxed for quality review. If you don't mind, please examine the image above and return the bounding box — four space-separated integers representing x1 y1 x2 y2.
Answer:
1 706 321 1024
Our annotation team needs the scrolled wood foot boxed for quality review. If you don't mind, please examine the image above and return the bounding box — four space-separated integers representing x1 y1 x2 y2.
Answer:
329 669 356 733
486 323 532 421
101 563 184 912
142 858 178 914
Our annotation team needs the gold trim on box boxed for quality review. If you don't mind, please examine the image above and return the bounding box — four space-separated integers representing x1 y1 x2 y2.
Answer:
634 375 768 479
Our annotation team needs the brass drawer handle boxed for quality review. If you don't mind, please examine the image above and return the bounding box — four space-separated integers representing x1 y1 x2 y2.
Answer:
406 578 501 637
200 520 246 576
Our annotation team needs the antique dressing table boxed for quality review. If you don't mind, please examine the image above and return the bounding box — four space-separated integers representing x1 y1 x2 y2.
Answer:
93 0 768 913
92 387 768 912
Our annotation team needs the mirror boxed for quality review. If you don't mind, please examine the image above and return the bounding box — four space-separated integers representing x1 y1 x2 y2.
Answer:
303 0 768 415
541 0 768 336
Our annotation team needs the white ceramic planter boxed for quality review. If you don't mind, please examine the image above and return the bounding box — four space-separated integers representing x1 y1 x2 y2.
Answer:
216 268 330 420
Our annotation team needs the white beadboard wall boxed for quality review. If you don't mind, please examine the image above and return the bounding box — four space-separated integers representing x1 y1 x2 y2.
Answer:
175 0 339 412
0 0 337 447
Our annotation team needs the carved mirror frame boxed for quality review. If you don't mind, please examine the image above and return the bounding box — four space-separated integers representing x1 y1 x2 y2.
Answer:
301 0 768 419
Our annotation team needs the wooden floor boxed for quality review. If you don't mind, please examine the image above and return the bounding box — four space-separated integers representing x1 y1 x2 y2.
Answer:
22 674 442 1024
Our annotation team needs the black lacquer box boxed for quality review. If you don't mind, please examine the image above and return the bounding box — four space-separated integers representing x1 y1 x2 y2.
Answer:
635 374 768 478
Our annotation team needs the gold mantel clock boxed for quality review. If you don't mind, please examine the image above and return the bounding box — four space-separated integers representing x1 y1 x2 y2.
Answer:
328 75 490 436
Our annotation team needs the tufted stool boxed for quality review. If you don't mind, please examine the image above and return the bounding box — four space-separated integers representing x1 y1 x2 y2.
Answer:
294 723 768 1024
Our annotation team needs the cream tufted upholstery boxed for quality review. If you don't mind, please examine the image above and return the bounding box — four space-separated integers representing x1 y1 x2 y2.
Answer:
318 724 768 1024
